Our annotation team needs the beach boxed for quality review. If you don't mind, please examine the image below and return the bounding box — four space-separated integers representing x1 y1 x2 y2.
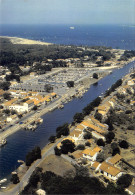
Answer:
0 36 52 45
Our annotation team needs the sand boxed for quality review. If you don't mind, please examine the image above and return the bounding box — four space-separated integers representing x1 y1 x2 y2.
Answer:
0 36 52 45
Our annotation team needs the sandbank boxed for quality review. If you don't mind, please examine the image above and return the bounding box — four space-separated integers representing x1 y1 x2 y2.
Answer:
0 36 52 45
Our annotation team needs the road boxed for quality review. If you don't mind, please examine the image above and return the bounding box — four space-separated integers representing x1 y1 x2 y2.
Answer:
0 125 76 195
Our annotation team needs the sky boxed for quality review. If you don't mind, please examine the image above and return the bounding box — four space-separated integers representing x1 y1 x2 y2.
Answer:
0 0 135 25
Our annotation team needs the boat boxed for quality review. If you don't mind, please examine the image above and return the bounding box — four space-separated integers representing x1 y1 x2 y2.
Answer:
58 104 64 109
35 118 43 124
70 26 75 30
0 179 7 184
26 124 37 131
0 139 7 147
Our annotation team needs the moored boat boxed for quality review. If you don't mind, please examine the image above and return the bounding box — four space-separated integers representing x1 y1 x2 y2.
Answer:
0 139 7 147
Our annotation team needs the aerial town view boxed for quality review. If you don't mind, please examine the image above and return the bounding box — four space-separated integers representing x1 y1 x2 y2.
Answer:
0 0 135 195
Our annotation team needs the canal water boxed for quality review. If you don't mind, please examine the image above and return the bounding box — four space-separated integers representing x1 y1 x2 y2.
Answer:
0 61 134 180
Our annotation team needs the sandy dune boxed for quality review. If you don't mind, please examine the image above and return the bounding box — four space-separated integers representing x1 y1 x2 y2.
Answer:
0 36 52 45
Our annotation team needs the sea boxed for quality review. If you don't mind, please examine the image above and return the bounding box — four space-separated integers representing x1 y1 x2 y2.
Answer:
0 24 135 50
0 24 135 183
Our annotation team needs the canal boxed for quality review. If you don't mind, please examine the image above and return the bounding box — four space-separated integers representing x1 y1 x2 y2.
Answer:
0 61 134 180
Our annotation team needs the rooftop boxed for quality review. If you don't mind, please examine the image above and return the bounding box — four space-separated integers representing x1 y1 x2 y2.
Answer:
108 154 122 165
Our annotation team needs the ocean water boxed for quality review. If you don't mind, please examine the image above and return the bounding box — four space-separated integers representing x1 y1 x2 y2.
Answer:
0 24 135 50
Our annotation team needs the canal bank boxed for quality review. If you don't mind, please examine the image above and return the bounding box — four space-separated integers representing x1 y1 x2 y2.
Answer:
0 61 134 182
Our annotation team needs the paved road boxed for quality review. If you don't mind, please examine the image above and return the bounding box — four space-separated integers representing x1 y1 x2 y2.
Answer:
0 126 76 195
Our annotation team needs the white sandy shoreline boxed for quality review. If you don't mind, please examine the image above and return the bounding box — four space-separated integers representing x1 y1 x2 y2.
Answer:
0 36 52 45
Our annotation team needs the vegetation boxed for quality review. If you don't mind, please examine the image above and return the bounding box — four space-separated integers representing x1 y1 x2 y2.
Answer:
25 146 41 166
67 81 74 88
56 123 69 138
104 79 122 97
76 144 85 150
61 139 75 154
54 146 61 156
96 152 105 162
83 97 101 116
83 131 92 139
105 132 115 144
48 135 56 143
97 139 105 147
73 112 84 123
119 140 129 149
93 73 98 79
10 173 20 184
117 174 133 188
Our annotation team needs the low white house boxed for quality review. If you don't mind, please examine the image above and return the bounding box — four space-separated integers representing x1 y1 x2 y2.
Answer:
82 146 102 162
7 114 18 122
92 131 106 141
98 161 123 181
69 129 84 144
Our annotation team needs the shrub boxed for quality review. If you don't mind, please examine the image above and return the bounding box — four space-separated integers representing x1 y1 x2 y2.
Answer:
119 140 129 149
97 139 105 147
76 144 85 150
117 174 133 188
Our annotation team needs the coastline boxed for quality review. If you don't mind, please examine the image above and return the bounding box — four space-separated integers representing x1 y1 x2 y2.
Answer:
0 58 135 141
0 36 52 45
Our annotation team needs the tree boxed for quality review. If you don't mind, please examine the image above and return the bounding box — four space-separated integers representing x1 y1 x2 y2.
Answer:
105 132 115 144
48 135 56 143
56 123 69 138
119 140 129 149
85 141 91 147
67 81 74 88
93 73 98 79
112 147 120 156
3 109 10 115
3 92 11 100
54 146 61 156
96 152 105 162
10 173 20 184
94 112 102 122
117 174 133 188
111 142 118 150
97 139 105 147
26 146 41 166
73 112 84 123
61 139 75 154
32 105 37 110
83 132 92 139
76 144 85 150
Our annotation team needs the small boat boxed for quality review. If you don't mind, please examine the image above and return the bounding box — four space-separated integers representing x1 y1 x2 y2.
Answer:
0 179 7 184
35 118 43 124
58 104 64 109
1 186 6 189
70 26 75 30
0 139 7 147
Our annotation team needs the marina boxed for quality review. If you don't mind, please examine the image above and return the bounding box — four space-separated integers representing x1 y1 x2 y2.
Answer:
0 61 134 181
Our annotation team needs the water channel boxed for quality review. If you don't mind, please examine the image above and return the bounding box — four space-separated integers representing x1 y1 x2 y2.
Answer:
0 61 134 180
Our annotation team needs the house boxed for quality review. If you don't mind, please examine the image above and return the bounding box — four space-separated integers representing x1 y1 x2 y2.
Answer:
125 178 135 195
98 161 123 181
2 98 18 109
6 114 18 122
23 99 34 111
81 120 106 134
125 185 135 195
107 154 122 165
30 72 37 77
69 129 84 144
88 116 108 131
36 189 46 195
91 161 100 172
92 131 106 141
82 146 102 162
